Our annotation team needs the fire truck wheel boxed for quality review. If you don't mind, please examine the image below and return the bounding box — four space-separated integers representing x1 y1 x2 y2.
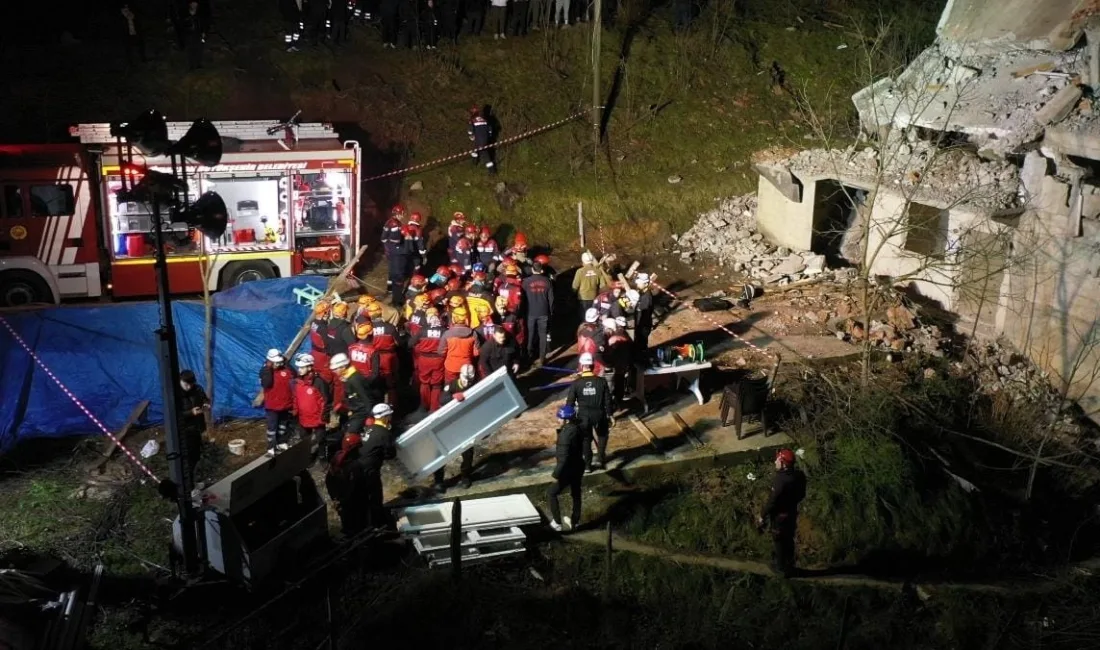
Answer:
219 261 278 289
0 271 53 308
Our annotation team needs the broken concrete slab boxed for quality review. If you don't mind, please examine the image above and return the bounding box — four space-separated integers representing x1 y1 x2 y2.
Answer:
753 163 803 203
1035 84 1084 125
936 0 1090 57
803 254 826 275
772 254 807 277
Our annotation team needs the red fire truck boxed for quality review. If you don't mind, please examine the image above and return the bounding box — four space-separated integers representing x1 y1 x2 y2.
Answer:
0 120 362 306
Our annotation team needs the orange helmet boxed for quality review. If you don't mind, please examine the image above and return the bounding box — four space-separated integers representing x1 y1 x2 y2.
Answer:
366 302 383 318
314 300 331 317
357 294 377 306
410 274 427 289
513 232 528 248
332 302 349 318
355 322 373 339
413 293 430 309
503 262 519 277
451 306 469 324
428 288 446 304
445 277 462 292
448 295 466 309
534 254 551 266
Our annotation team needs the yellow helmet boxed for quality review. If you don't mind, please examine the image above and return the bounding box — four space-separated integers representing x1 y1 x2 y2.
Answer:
449 295 466 309
366 302 383 318
314 300 331 317
413 293 430 309
357 294 377 306
355 322 373 339
451 306 469 323
332 302 349 318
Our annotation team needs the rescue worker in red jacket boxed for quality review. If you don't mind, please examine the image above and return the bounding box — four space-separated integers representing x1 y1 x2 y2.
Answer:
382 207 405 292
438 306 479 383
475 226 501 271
496 262 524 314
292 353 330 454
348 323 382 384
366 301 401 406
355 294 377 326
473 303 498 342
405 293 430 338
430 264 452 289
577 308 606 376
261 348 295 455
405 212 427 270
447 211 467 257
604 317 634 407
325 301 355 357
497 295 526 353
404 274 428 316
309 301 333 385
467 263 492 295
432 363 478 492
410 307 447 411
452 236 475 272
502 232 531 274
443 278 467 305
325 432 368 536
594 281 625 319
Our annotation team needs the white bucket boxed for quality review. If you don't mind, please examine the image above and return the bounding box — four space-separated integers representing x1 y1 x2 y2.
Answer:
228 439 246 456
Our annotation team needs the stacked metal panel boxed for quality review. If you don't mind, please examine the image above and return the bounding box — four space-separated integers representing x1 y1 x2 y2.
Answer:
395 494 541 568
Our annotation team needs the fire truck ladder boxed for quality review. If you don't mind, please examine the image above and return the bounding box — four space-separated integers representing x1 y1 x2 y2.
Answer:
69 120 339 144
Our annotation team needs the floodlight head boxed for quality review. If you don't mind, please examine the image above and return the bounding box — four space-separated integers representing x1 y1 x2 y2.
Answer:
116 170 186 203
173 191 228 239
170 118 223 167
110 110 170 156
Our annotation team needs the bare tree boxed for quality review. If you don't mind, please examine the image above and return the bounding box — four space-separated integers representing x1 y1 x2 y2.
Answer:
198 239 219 439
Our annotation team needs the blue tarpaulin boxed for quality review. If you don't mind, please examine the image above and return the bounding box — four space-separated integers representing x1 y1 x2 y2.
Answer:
0 276 326 454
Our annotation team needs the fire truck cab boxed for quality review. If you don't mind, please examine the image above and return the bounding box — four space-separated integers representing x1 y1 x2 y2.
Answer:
0 120 361 306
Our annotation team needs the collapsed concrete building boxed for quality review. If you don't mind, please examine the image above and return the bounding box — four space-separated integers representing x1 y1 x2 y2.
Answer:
754 0 1100 420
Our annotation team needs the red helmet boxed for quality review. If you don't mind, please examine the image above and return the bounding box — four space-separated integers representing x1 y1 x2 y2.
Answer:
471 269 487 281
513 232 528 248
469 105 481 116
449 263 465 277
534 254 551 266
445 277 462 292
428 288 446 304
464 223 478 236
410 274 427 288
390 204 406 217
776 449 796 467
453 211 466 223
500 254 515 266
400 225 411 237
436 265 452 278
409 212 422 226
456 238 471 251
480 226 492 239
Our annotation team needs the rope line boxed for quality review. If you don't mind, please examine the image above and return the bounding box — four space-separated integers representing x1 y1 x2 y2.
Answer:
360 108 595 183
0 315 161 482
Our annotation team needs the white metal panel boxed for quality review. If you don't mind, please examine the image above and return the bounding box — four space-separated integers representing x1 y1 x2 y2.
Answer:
73 121 339 144
84 263 102 298
421 541 526 568
411 526 526 553
396 494 541 535
395 366 526 480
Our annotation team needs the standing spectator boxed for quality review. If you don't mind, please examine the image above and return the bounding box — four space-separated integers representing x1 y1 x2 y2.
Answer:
331 0 350 44
479 328 519 377
757 449 807 577
438 0 460 44
184 1 205 71
488 0 508 39
547 404 584 532
308 0 329 45
119 4 147 64
529 0 546 30
177 369 210 484
551 0 570 27
509 0 529 36
420 0 439 48
380 0 400 47
466 0 486 35
398 0 419 48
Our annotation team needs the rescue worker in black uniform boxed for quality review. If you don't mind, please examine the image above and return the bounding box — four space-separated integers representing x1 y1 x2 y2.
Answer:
325 302 356 357
467 106 496 174
178 369 210 484
522 261 554 366
757 448 807 577
548 404 585 532
432 364 477 492
308 0 329 44
361 403 398 528
566 353 614 471
632 273 655 361
325 432 368 536
331 353 378 438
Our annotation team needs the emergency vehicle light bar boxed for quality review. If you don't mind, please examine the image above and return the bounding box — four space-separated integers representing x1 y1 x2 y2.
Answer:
70 120 339 144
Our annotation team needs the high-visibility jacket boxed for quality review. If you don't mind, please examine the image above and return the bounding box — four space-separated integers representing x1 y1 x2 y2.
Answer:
438 325 479 375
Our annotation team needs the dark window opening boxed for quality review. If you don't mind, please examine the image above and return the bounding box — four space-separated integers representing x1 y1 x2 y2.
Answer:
29 184 75 217
903 202 947 259
812 180 865 268
2 185 23 218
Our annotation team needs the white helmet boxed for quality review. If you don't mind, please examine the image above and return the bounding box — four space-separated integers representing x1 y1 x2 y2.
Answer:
372 403 394 418
579 353 594 366
625 289 640 305
329 353 350 371
295 354 314 370
460 364 477 380
266 348 285 364
615 316 627 328
602 317 618 331
581 251 595 265
584 308 598 324
634 273 650 287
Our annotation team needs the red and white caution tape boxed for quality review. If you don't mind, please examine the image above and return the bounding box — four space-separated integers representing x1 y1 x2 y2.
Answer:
0 315 161 482
361 108 595 183
650 281 780 373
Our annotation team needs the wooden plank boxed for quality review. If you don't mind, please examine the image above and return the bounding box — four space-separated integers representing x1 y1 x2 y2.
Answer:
628 414 665 456
91 400 149 473
670 412 705 450
252 245 369 407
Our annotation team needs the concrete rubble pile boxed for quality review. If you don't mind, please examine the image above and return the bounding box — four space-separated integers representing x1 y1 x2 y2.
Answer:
836 303 950 357
673 193 848 285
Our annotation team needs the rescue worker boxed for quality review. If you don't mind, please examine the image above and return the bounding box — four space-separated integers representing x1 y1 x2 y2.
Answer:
308 0 328 44
497 295 526 354
467 106 496 174
522 260 554 366
566 352 614 471
355 294 374 326
362 403 398 528
184 1 204 71
432 364 478 492
430 264 452 288
475 226 501 271
405 293 431 337
439 306 479 383
467 263 492 294
548 404 584 532
347 323 382 384
405 212 427 270
330 0 350 44
576 308 605 376
466 283 493 329
326 432 367 536
309 300 333 385
404 274 429 314
261 349 295 455
292 354 330 453
280 0 304 51
572 251 610 315
447 211 467 257
594 281 624 319
632 273 655 357
502 232 531 273
410 308 446 411
533 253 556 280
178 369 209 483
473 304 497 342
757 448 807 577
331 352 377 437
604 317 633 407
383 207 405 291
368 302 402 406
479 327 519 377
388 227 412 306
452 236 475 272
444 279 468 306
496 262 524 314
325 301 355 357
